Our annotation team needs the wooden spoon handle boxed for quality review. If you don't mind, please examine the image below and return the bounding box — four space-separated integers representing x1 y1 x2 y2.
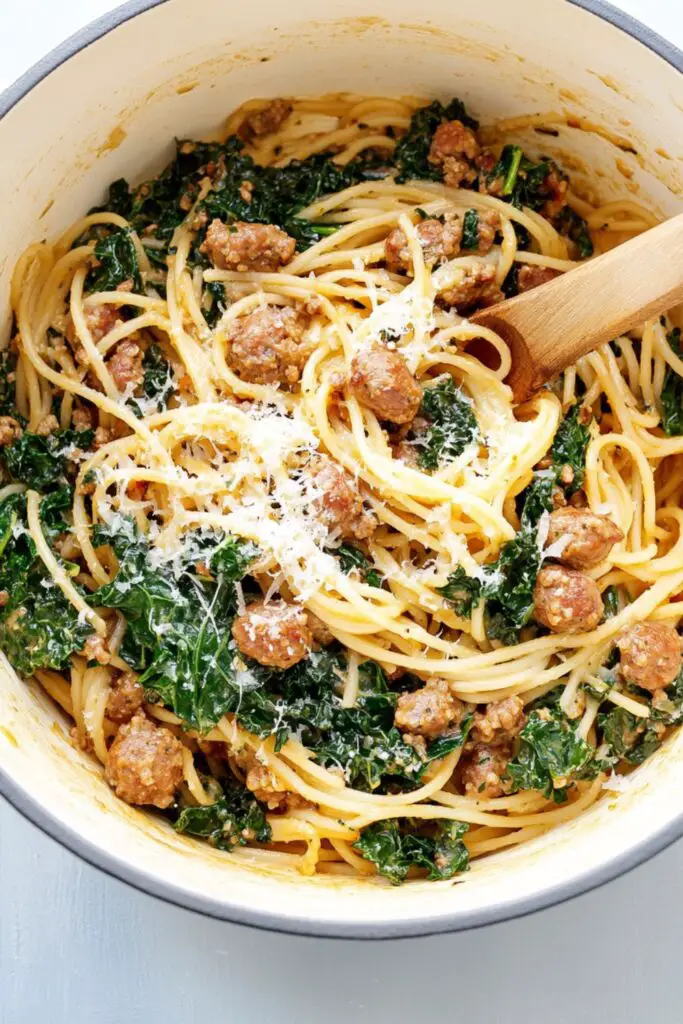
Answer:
472 212 683 402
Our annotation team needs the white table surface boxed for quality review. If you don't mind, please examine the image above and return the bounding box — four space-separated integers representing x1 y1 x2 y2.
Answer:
1 2 681 1021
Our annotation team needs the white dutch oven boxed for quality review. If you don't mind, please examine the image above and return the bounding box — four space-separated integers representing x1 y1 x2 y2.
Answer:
1 0 682 938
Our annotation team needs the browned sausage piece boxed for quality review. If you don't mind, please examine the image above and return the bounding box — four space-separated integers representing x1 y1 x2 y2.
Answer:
106 672 145 724
245 761 312 812
546 507 624 569
84 304 124 342
225 305 313 386
542 169 569 219
309 454 377 541
349 344 422 424
616 622 682 691
239 99 292 140
394 678 465 739
105 713 184 809
461 743 511 798
0 416 22 446
384 216 463 274
232 598 312 670
473 210 501 255
517 265 561 293
201 219 296 272
534 565 603 634
307 612 335 648
428 121 480 188
107 340 143 391
471 696 525 744
82 634 111 665
439 264 503 311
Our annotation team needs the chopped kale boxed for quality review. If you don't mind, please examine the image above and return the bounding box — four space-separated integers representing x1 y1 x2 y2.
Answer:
507 707 609 802
483 146 548 209
438 406 589 644
438 480 546 643
4 428 93 491
95 141 229 247
416 376 480 471
128 344 175 417
0 491 92 674
437 565 482 617
174 780 271 850
91 519 259 731
484 144 524 197
602 585 621 620
95 136 385 267
200 137 379 252
555 206 594 258
518 473 554 527
393 98 478 184
0 350 20 418
461 208 480 250
597 707 659 765
229 654 470 792
88 228 142 293
598 666 683 765
89 517 464 786
660 329 683 436
551 403 591 492
202 280 228 328
353 819 469 884
337 543 382 587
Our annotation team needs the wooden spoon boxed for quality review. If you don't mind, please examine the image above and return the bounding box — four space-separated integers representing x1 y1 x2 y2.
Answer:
471 212 683 403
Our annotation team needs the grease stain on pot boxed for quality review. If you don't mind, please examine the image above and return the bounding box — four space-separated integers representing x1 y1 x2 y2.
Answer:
0 726 18 747
97 124 127 156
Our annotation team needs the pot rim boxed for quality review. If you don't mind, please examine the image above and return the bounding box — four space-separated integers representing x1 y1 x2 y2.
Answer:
0 0 682 939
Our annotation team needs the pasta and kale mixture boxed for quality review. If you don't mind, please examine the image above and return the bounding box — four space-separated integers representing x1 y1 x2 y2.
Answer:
2 94 683 884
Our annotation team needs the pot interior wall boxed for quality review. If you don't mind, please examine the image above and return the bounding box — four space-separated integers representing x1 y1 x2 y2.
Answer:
1 0 682 934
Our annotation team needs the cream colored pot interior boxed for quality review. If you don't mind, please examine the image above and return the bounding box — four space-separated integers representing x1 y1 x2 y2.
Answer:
1 0 683 935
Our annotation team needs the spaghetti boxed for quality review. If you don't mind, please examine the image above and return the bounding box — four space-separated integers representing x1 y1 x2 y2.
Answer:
2 93 683 885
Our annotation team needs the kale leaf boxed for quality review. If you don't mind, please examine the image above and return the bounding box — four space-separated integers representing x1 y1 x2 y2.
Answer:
90 519 259 731
551 403 590 493
437 565 482 617
0 491 92 674
353 819 469 884
202 280 228 328
519 473 555 527
660 328 683 436
507 707 609 802
337 543 382 587
174 780 271 850
484 144 525 198
555 206 594 258
4 429 93 491
88 228 142 292
482 527 543 643
461 208 480 250
602 585 621 621
416 376 480 471
597 707 660 766
393 98 478 183
496 150 556 211
128 344 175 417
438 481 546 643
598 666 683 766
0 350 20 418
